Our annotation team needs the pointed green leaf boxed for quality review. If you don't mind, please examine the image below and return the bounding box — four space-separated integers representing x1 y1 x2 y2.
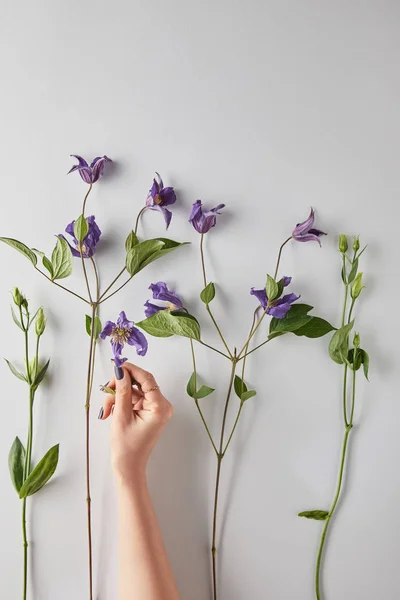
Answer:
73 214 89 242
136 310 201 341
341 264 347 284
139 238 189 271
8 437 26 493
329 321 354 365
32 248 54 277
19 444 59 498
4 359 27 382
29 356 38 380
270 304 314 334
234 375 248 399
125 230 139 251
293 317 336 339
200 282 215 304
11 307 23 331
33 359 50 389
195 385 215 399
298 510 329 521
360 349 370 380
241 390 256 402
85 315 102 339
348 258 359 284
0 238 37 266
266 275 279 302
51 236 73 280
186 372 196 398
126 240 165 276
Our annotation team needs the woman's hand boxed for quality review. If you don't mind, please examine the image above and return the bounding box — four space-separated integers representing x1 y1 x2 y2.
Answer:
99 362 173 484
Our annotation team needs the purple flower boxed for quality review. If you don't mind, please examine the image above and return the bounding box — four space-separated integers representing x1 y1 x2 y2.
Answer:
189 200 225 234
146 173 176 229
250 276 299 319
68 155 111 184
100 311 148 367
60 215 101 258
144 281 184 317
292 208 326 245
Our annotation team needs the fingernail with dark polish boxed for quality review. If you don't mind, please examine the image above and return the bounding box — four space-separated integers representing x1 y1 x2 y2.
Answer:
104 381 110 387
114 366 124 380
98 407 104 420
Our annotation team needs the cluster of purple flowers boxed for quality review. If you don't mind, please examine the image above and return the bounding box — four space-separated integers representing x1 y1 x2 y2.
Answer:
68 154 326 365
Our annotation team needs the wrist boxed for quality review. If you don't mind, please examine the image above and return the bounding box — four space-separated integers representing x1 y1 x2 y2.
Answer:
114 465 148 494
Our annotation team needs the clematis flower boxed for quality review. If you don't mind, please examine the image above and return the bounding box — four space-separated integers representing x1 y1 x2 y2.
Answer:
144 281 184 317
189 200 225 234
292 208 326 245
146 172 176 229
60 215 101 258
100 311 148 367
250 276 299 319
68 155 111 184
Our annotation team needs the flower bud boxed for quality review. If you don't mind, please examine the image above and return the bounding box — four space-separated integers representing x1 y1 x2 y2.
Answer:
353 236 360 252
339 234 348 253
351 272 364 299
353 332 360 347
12 287 27 308
35 307 46 337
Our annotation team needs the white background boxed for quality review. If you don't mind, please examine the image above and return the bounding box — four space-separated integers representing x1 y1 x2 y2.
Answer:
0 1 399 599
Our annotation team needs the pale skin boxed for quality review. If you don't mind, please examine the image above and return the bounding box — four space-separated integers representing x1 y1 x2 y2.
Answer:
100 362 181 600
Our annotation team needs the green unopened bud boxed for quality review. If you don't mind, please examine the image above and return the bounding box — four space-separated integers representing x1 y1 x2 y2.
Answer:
35 307 46 337
339 234 348 253
353 332 360 347
353 236 360 252
351 272 364 299
12 287 26 308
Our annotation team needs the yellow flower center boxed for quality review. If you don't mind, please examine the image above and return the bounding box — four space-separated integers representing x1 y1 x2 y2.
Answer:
153 193 162 205
112 326 131 344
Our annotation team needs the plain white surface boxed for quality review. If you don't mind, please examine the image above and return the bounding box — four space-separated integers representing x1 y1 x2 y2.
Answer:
0 1 399 599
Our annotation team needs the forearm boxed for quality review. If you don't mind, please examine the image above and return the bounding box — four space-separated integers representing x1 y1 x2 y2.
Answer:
117 472 180 600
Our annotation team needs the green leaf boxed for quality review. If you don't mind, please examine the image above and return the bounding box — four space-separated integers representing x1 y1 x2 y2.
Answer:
19 444 59 498
267 331 287 341
11 307 23 331
360 349 370 380
234 375 248 399
276 278 286 298
348 258 358 284
266 275 279 301
125 230 139 251
329 321 354 365
241 390 256 402
293 317 336 339
85 315 102 339
200 282 215 304
73 214 89 242
101 386 116 395
347 348 362 371
8 437 26 493
51 236 73 280
195 385 215 399
341 264 347 284
42 256 54 277
4 359 27 382
33 359 50 389
269 304 314 334
136 310 201 341
186 372 196 398
0 238 37 266
139 238 189 270
29 356 38 380
126 240 165 276
298 510 329 521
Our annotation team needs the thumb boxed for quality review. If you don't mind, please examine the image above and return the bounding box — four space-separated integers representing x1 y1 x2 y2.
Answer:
114 365 133 420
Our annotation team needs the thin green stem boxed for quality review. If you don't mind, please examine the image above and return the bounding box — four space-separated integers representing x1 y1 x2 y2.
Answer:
223 310 257 455
98 207 146 302
200 234 232 359
315 424 352 600
342 366 349 427
90 258 100 300
211 357 237 600
238 335 273 360
198 340 231 360
34 267 90 304
82 184 93 216
273 237 292 280
189 339 218 455
341 255 349 328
